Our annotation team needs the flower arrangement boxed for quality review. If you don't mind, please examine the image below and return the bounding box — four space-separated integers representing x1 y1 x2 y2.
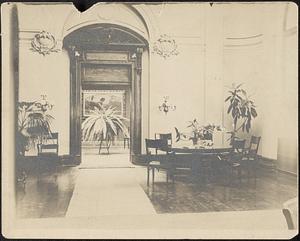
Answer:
175 119 224 145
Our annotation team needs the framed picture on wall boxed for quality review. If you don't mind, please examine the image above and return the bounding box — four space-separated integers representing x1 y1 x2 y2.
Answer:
82 90 125 117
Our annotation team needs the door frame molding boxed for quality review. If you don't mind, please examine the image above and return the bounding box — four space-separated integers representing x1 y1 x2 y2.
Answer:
63 24 147 164
66 47 144 164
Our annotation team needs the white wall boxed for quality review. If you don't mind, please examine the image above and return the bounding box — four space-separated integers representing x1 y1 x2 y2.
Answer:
222 3 298 173
18 40 70 155
277 3 298 173
148 3 225 140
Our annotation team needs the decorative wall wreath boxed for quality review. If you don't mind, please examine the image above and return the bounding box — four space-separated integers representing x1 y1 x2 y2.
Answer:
152 34 179 59
31 31 60 56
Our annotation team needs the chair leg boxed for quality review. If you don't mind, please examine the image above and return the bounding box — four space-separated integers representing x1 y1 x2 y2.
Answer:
238 168 242 186
254 165 257 186
152 168 155 184
147 166 150 186
229 168 234 185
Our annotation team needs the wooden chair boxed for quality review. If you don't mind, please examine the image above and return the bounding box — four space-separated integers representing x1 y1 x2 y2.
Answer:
37 133 59 172
218 139 246 185
155 133 172 153
241 136 261 183
155 133 194 182
244 136 261 158
37 132 59 156
145 138 175 186
123 137 130 149
282 197 298 230
123 127 130 149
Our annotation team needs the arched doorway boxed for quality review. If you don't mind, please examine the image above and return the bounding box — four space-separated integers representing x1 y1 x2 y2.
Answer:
63 24 148 164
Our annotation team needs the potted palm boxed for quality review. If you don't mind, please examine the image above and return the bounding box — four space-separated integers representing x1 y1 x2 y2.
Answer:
81 106 129 154
225 83 258 144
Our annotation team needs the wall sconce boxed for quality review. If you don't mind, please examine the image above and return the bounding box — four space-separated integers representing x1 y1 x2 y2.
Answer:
159 96 176 114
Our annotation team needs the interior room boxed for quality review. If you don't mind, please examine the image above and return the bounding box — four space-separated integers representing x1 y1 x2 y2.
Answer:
2 2 298 239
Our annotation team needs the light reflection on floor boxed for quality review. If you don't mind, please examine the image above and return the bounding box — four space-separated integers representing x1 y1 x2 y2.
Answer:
15 151 297 219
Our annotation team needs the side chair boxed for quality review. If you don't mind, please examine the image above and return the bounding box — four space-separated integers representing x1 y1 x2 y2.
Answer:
145 138 175 186
241 135 261 184
218 139 246 186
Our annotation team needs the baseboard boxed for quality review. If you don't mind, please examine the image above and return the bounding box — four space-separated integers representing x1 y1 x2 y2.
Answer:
17 155 79 166
259 155 297 177
277 168 297 177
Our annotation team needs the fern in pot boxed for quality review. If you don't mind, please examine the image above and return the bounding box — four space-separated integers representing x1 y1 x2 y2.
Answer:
81 106 129 154
17 101 54 157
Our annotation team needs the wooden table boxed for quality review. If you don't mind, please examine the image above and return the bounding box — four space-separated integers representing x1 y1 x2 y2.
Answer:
156 141 233 182
169 142 232 154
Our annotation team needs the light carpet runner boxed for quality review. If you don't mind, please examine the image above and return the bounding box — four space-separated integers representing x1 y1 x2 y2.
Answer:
66 168 156 217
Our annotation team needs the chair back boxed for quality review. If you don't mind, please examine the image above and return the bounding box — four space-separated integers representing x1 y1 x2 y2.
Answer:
38 132 59 155
232 139 246 153
248 135 261 156
47 132 58 144
145 138 168 155
155 133 172 147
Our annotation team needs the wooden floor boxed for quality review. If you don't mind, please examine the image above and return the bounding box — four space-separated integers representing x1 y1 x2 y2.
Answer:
141 169 297 213
16 165 79 218
15 158 297 218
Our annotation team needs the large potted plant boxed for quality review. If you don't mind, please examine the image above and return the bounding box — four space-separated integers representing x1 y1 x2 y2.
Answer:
225 83 258 144
16 100 54 185
17 101 54 157
81 106 129 154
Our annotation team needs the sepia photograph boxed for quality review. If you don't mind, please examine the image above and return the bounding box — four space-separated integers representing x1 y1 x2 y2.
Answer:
1 1 298 239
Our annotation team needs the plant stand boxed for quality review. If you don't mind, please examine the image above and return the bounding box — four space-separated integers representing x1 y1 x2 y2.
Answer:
98 137 112 155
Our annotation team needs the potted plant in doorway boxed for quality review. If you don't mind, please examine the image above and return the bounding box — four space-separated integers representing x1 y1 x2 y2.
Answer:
225 83 258 144
81 106 129 154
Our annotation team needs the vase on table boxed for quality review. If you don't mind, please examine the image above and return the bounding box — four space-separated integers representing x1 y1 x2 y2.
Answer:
190 137 198 146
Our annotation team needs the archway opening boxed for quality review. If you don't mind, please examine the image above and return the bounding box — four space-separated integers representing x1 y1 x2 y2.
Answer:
63 24 148 165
